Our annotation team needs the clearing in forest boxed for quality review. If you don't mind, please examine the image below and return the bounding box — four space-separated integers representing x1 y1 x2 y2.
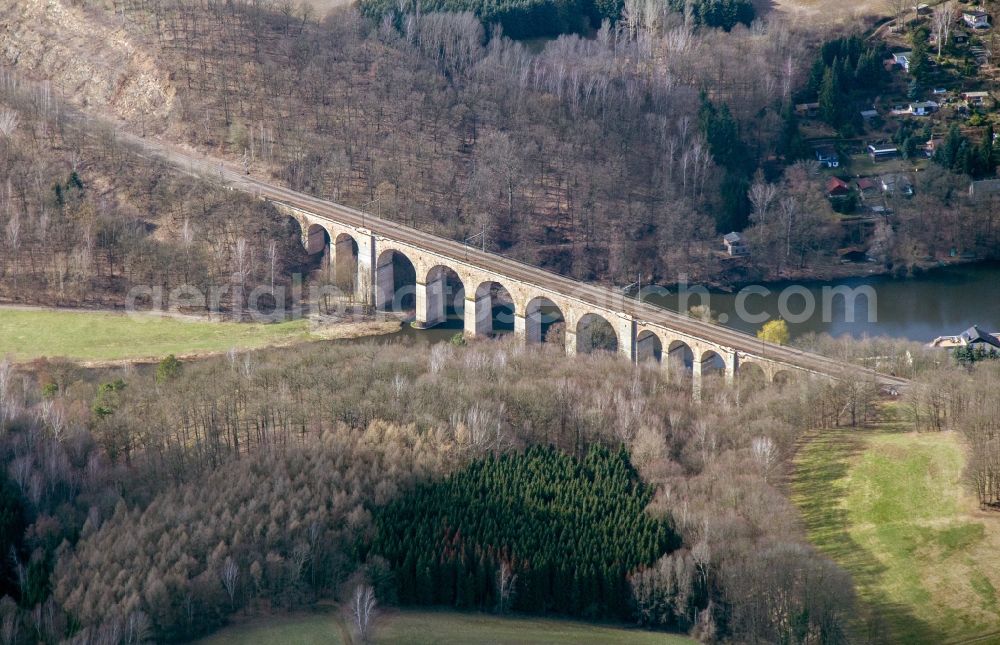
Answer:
792 421 1000 644
761 0 888 28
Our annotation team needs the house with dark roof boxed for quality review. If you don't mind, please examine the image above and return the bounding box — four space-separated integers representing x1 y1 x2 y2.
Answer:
962 9 990 29
868 144 899 162
960 325 1000 349
815 146 839 168
880 174 914 197
722 232 749 256
856 178 879 201
969 179 1000 202
962 91 992 106
928 325 1000 349
795 102 820 117
907 101 938 116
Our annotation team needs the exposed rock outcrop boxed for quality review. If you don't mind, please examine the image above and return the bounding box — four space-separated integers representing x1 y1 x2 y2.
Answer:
0 0 173 122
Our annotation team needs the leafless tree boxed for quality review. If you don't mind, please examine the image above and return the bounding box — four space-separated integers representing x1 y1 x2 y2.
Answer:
350 583 377 642
220 557 239 608
475 132 524 232
751 436 777 482
777 196 799 267
496 559 517 614
0 359 14 429
748 178 779 224
2 607 16 645
268 240 278 291
122 611 151 645
932 3 956 58
886 0 911 32
233 237 252 313
0 109 17 138
5 212 20 292
39 400 66 441
691 537 711 591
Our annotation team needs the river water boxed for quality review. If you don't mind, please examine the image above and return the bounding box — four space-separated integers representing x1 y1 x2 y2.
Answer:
346 262 1000 347
642 262 1000 342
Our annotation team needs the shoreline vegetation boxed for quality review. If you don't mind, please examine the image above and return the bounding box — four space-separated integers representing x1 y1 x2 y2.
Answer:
694 255 997 294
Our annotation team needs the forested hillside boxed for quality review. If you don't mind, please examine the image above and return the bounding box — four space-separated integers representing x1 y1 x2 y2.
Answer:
0 74 308 310
3 0 821 286
0 339 866 642
2 1 996 292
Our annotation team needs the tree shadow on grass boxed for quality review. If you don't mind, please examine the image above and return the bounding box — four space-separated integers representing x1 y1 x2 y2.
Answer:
791 428 949 645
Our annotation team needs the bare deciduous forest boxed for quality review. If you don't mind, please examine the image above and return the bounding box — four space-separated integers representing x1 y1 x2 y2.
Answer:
0 73 309 309
0 0 997 308
0 339 881 642
0 334 991 643
94 0 1000 283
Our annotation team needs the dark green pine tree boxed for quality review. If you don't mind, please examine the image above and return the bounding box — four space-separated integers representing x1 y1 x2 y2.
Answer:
976 124 996 178
439 555 455 606
416 557 434 605
369 446 678 619
819 64 843 128
399 551 417 603
910 32 931 86
719 173 752 233
936 124 965 170
0 475 27 599
837 55 853 92
957 141 974 176
806 57 827 97
457 571 475 608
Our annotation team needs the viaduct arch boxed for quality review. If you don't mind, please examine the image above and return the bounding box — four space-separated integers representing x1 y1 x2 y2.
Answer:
276 204 910 397
127 133 909 398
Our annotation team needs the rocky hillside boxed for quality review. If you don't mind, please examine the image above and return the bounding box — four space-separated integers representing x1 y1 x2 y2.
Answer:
0 0 173 123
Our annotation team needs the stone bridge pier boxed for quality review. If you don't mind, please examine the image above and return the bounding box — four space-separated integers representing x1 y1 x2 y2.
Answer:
279 204 376 306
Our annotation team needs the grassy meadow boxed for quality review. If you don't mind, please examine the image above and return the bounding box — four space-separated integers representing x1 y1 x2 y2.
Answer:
792 416 1000 644
198 610 694 645
0 306 398 363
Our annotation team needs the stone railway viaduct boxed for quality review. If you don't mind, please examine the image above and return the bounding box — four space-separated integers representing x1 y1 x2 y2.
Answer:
129 132 910 395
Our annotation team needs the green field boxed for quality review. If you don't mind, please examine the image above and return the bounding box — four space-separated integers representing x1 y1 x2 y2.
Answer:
0 307 314 362
197 611 348 645
198 610 694 645
792 422 1000 644
0 307 397 363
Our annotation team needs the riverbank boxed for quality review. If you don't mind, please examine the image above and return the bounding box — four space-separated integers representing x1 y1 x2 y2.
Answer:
669 255 991 295
5 256 1000 366
643 260 1000 342
0 305 402 365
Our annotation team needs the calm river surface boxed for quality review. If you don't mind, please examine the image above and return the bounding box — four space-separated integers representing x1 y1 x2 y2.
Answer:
642 262 1000 342
346 262 1000 346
